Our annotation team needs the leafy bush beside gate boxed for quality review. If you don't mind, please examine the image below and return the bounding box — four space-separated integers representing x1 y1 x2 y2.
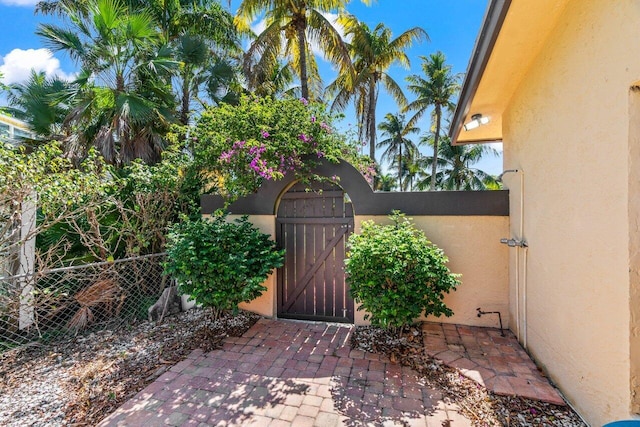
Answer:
345 211 460 332
164 215 285 319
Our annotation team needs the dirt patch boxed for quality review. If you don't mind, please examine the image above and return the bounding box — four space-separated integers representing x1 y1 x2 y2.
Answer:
351 324 586 427
0 308 259 427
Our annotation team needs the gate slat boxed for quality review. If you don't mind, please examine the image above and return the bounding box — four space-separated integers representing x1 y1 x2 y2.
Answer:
333 194 344 218
305 222 315 315
285 222 295 311
315 222 325 316
294 222 305 314
325 224 336 317
335 224 347 320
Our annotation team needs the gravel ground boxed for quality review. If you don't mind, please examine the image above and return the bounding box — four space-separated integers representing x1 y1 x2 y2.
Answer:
0 308 259 427
351 325 587 427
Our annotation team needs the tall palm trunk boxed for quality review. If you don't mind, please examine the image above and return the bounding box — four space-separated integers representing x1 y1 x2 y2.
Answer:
368 78 377 162
296 21 309 100
180 69 190 125
430 105 442 191
398 142 402 191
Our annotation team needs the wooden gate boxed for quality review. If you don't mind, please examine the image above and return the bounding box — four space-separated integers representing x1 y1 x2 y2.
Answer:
276 181 354 323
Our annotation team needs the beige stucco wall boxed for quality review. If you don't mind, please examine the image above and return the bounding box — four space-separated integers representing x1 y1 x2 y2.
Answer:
502 0 640 424
230 214 509 329
226 215 278 318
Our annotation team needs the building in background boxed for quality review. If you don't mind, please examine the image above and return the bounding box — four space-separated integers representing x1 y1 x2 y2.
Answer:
0 113 34 145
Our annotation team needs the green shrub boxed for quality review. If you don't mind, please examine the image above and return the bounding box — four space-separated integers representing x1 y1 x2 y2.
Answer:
345 211 460 332
164 214 284 319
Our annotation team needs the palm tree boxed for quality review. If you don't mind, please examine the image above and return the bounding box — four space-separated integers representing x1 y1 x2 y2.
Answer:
377 113 418 191
374 173 397 191
405 52 460 191
200 56 245 106
401 145 430 191
418 133 499 191
235 0 370 100
6 70 71 139
328 18 427 163
139 0 240 124
36 0 180 164
37 0 241 125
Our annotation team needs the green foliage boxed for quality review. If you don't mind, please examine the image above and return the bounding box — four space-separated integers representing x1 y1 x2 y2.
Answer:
192 95 373 201
235 0 369 100
377 112 419 191
327 17 428 162
36 0 179 164
6 70 72 139
0 140 200 270
419 134 500 191
345 211 460 331
164 215 285 318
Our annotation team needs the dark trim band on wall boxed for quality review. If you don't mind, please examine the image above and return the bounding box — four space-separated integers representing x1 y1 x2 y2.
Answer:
201 159 509 217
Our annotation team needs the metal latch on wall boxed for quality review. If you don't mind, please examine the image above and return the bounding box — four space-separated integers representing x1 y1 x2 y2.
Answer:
500 238 528 247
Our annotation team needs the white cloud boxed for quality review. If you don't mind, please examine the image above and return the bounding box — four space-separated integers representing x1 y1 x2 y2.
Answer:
488 142 503 153
0 0 38 6
0 48 74 85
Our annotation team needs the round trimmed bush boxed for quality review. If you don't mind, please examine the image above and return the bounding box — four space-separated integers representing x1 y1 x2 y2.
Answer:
345 211 460 332
164 214 284 319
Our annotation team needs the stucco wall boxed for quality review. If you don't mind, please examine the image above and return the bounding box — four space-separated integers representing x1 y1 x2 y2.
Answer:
235 214 509 329
227 215 278 318
502 0 640 424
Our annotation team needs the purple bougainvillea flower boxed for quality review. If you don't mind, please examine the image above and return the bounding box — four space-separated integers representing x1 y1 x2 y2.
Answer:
261 130 270 138
310 116 316 123
320 122 331 133
300 97 308 106
219 151 233 163
248 144 266 156
299 133 311 143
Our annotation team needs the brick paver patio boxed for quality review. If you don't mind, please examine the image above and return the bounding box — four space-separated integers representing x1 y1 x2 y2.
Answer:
100 319 566 426
422 322 565 405
100 319 470 426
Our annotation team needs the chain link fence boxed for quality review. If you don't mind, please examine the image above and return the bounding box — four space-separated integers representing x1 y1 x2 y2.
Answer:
0 253 169 352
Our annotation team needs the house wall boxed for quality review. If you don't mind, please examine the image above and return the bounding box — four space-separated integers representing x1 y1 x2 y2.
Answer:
502 0 640 424
233 214 509 329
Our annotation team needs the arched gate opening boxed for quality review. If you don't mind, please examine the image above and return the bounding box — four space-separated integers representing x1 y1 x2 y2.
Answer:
276 181 354 323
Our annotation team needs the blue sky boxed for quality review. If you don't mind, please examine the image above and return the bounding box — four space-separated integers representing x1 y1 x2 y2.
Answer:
0 0 502 175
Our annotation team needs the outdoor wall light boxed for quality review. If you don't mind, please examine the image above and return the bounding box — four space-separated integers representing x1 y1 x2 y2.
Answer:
463 113 490 131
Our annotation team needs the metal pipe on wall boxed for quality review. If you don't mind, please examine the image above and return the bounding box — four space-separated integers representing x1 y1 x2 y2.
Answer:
499 169 527 348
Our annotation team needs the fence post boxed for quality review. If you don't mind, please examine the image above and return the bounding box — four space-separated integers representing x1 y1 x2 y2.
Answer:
18 192 36 330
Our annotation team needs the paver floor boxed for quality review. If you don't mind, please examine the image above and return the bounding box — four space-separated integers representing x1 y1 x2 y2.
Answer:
422 322 565 405
100 319 470 426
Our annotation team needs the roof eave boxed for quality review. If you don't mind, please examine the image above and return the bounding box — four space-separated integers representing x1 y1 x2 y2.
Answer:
450 0 511 145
